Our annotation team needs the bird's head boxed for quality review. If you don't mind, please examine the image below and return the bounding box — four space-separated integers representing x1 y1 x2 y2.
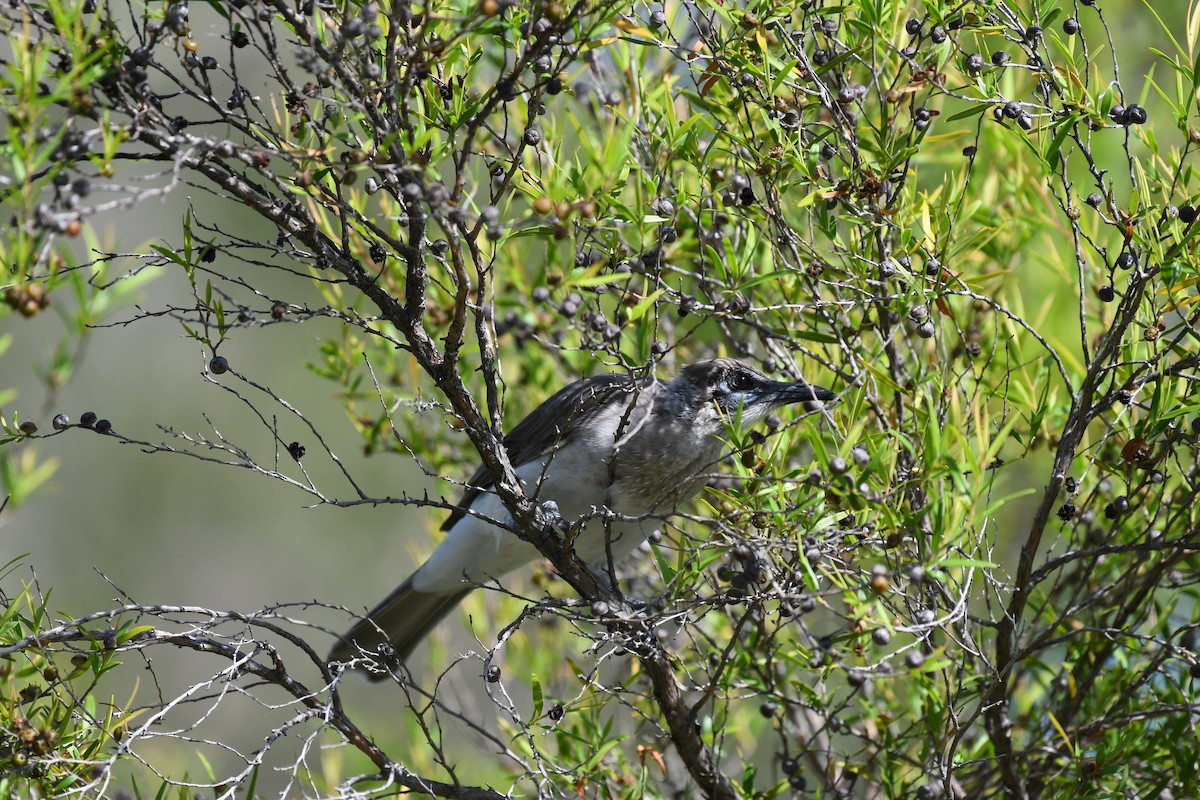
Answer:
662 358 836 429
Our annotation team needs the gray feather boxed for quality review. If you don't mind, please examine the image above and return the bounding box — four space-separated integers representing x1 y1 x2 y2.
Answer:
329 580 471 681
442 372 648 531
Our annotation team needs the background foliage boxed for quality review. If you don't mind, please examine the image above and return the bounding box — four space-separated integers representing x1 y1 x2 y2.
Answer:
2 0 1199 798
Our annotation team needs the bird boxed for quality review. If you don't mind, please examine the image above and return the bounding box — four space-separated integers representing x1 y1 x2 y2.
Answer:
329 358 835 678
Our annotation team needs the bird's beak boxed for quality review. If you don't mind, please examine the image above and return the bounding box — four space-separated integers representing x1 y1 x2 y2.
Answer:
761 380 837 406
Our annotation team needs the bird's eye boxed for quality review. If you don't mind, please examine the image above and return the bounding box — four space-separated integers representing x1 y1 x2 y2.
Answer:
725 370 752 392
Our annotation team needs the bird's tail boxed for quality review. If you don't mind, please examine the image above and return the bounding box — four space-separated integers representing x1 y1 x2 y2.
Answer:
329 578 472 681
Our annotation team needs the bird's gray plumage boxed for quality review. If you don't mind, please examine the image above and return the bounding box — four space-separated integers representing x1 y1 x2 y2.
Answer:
330 358 834 679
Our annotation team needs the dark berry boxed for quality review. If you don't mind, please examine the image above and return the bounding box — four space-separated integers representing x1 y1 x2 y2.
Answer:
287 441 306 460
1180 205 1198 224
1116 251 1134 270
1125 104 1147 125
79 411 97 428
649 10 665 28
965 53 984 72
1085 192 1104 207
545 77 563 94
1003 101 1021 119
18 421 37 435
1098 285 1115 302
523 128 541 146
829 456 848 474
963 145 977 157
905 18 921 35
1063 17 1079 35
1025 25 1042 40
548 703 564 720
201 55 218 70
485 664 501 682
905 650 926 669
1056 503 1076 521
991 51 1008 66
209 355 229 374
930 25 946 43
496 78 518 101
759 700 777 718
52 414 70 430
93 419 112 434
1065 476 1078 493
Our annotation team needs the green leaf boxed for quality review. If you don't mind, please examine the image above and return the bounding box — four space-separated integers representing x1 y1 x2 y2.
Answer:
529 672 543 722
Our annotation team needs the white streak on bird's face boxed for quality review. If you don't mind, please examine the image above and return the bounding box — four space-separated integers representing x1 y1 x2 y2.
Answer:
709 363 777 426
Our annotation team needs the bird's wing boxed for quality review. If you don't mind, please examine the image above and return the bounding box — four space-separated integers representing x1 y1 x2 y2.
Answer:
441 372 643 530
